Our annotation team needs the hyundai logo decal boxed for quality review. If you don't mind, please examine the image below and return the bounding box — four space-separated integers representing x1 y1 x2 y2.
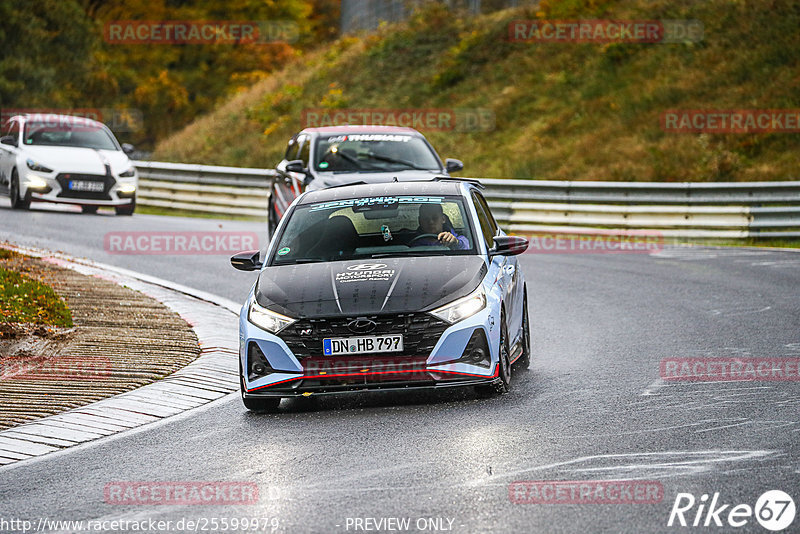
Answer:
347 319 377 334
346 263 388 271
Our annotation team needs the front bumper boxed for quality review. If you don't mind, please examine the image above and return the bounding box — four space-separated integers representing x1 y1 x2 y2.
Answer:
242 374 500 398
31 193 135 207
240 304 501 398
23 171 136 206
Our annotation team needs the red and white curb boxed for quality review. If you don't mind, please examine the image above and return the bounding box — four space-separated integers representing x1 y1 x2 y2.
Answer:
0 245 242 467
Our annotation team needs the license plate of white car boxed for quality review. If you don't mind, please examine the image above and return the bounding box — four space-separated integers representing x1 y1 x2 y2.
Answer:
69 180 104 192
322 335 403 356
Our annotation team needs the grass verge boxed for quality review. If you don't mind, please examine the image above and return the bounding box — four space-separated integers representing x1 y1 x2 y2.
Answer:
0 250 73 327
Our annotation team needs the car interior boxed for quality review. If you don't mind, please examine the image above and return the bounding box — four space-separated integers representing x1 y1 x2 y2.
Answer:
273 204 474 263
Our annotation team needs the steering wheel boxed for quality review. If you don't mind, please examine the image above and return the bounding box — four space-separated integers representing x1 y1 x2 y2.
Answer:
410 233 441 244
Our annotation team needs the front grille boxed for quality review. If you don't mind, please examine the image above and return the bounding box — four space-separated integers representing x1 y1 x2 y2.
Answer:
56 173 114 200
279 313 449 360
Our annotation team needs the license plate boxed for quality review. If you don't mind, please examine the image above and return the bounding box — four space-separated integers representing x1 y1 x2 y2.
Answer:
323 335 403 356
69 180 104 192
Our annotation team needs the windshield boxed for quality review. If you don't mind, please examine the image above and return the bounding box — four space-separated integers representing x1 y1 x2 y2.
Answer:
23 121 119 150
270 195 476 265
314 134 441 173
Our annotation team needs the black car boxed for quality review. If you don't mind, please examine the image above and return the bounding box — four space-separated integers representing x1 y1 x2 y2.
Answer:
268 125 463 234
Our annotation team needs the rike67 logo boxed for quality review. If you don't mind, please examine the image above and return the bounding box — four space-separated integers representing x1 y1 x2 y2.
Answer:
668 490 795 531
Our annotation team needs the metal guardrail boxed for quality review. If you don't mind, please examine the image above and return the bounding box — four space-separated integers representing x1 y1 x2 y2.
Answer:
134 160 276 217
480 179 800 239
133 161 800 239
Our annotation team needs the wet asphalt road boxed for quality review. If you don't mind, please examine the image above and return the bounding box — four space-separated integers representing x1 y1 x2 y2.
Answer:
1 201 799 533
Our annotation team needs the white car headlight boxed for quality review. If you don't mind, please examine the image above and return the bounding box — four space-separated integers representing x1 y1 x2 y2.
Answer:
248 299 296 333
25 175 48 188
117 183 137 193
26 159 52 173
430 286 486 324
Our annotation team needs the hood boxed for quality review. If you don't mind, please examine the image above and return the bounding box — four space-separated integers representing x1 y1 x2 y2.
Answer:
311 169 443 189
255 256 487 318
22 146 131 175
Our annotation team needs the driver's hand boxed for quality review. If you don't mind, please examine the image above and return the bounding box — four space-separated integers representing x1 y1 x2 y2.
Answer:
438 232 457 248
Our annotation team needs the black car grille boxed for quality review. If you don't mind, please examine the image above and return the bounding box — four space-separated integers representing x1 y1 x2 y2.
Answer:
279 313 449 360
56 173 114 200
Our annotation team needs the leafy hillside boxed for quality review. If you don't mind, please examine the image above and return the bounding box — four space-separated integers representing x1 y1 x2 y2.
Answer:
153 0 800 181
1 0 338 148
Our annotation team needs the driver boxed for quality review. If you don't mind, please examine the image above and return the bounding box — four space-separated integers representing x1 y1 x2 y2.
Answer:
412 203 469 250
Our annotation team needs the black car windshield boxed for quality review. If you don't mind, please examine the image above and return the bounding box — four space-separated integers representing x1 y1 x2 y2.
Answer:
271 195 477 265
314 134 441 173
23 121 119 150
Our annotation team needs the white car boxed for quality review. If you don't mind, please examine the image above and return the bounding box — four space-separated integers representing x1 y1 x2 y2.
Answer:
0 114 137 215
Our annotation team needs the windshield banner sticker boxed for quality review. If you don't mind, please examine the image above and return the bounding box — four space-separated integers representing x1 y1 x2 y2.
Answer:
325 134 412 143
309 196 444 212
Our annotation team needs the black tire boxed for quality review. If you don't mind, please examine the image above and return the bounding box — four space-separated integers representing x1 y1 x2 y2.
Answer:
514 289 531 370
267 194 278 238
81 205 99 214
239 360 281 412
9 170 29 210
476 317 512 396
115 197 135 216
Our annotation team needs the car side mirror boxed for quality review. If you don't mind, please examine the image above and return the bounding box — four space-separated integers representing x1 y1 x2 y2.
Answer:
285 159 307 174
1 135 17 147
121 143 135 156
445 158 463 173
231 250 263 271
489 235 529 257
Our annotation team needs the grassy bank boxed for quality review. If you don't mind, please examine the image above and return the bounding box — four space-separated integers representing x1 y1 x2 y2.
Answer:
153 0 800 182
0 250 73 327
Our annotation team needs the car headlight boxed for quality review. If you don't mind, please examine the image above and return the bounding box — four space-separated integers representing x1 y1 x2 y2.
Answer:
118 183 137 193
119 166 136 178
26 159 52 173
430 286 486 324
25 175 48 188
248 299 296 333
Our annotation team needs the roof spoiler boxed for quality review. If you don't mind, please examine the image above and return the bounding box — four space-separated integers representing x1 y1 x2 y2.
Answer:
432 176 485 189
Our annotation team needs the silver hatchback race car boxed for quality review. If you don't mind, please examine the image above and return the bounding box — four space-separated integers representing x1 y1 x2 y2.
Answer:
232 179 529 412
